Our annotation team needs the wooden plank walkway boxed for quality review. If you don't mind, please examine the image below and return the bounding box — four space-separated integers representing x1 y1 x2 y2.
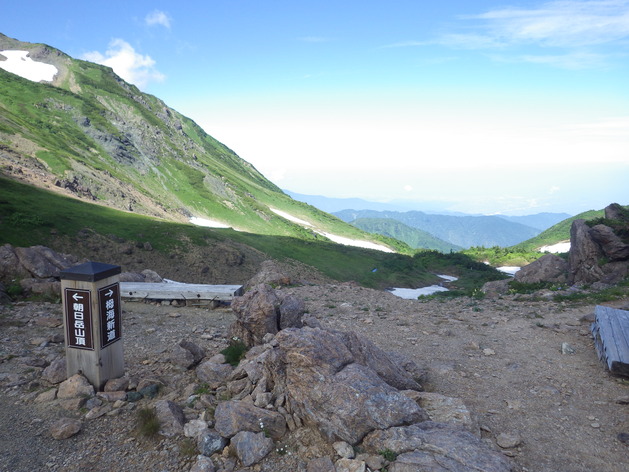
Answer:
591 305 629 377
119 282 243 302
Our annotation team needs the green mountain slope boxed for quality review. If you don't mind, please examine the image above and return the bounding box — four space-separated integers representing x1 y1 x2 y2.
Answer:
350 218 462 252
334 210 540 249
0 33 389 249
513 209 605 251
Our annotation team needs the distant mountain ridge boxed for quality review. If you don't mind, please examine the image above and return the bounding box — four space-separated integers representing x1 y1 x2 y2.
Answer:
334 209 544 249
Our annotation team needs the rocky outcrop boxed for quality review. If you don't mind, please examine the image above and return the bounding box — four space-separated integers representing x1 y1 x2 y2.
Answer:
508 203 629 288
514 254 568 284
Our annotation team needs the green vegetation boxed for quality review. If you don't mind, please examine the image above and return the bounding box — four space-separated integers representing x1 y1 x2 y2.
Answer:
463 246 547 267
220 338 248 367
136 407 160 437
0 177 508 292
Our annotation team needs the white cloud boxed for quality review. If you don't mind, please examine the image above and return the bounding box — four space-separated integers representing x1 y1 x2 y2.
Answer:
82 39 165 89
145 10 171 29
469 0 629 48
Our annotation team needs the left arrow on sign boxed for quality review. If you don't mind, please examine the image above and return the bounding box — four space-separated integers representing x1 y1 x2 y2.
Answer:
72 293 84 301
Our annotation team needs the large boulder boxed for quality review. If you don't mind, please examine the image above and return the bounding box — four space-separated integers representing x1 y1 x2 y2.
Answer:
230 285 280 346
514 254 568 284
568 219 605 285
274 327 427 445
14 245 77 278
589 224 629 261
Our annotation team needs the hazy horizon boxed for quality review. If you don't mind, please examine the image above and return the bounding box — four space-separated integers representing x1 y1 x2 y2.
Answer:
2 1 628 216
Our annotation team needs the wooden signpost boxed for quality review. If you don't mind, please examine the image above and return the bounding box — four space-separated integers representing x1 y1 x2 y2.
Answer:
60 261 124 390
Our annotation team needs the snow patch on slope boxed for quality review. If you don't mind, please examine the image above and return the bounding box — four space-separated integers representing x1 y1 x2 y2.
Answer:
0 50 57 82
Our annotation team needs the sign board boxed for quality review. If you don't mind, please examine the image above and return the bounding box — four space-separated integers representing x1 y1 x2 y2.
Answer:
64 288 94 350
98 282 121 347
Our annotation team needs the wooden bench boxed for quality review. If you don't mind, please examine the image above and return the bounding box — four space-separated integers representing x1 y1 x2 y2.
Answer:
119 282 243 306
591 305 629 377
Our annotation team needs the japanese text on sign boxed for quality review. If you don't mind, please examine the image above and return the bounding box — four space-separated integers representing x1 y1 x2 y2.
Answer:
98 283 121 347
64 289 93 350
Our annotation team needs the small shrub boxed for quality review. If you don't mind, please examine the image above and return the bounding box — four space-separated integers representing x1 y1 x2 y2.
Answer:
378 448 398 462
220 338 248 367
179 437 197 458
137 407 160 437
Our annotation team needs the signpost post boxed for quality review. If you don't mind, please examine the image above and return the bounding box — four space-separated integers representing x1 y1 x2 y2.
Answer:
60 261 124 390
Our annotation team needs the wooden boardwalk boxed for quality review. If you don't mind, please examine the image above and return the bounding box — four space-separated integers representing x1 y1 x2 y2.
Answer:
591 305 629 377
119 282 243 303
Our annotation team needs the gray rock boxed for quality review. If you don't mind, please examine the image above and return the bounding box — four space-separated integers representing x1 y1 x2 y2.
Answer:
180 340 206 365
362 422 515 472
50 417 82 440
245 260 291 289
230 430 274 467
568 219 605 285
155 400 185 437
57 374 95 399
496 432 523 449
333 440 355 459
590 224 629 261
306 457 336 472
14 245 76 278
171 344 196 369
482 279 511 297
214 400 286 440
278 294 305 329
185 419 210 438
514 253 568 284
196 361 233 389
335 458 366 472
41 358 66 384
104 376 129 392
230 284 280 347
190 455 216 472
198 430 228 457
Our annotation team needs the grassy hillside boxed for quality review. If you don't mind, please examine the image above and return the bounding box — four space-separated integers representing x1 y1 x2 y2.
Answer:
350 218 461 253
512 209 604 252
0 35 391 251
0 177 508 290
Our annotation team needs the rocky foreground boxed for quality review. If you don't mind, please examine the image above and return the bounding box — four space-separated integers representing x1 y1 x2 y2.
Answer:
1 277 629 472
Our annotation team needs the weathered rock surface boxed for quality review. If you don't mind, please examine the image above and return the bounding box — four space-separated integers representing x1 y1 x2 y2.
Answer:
514 254 568 284
230 430 274 467
363 422 515 472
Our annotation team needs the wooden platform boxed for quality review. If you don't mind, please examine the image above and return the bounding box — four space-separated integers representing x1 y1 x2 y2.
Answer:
119 282 243 303
591 305 629 377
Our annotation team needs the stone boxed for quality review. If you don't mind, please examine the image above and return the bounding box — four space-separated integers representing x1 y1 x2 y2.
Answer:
245 260 291 289
141 268 162 282
278 294 305 329
0 244 29 281
104 376 129 392
14 245 77 278
306 457 336 472
412 392 477 435
34 388 57 403
496 432 523 449
57 374 95 399
273 328 427 445
214 400 286 440
568 219 605 285
41 358 66 384
50 417 82 440
362 422 515 472
335 458 366 472
97 391 127 402
85 404 112 420
196 361 233 389
198 430 228 457
230 430 274 467
180 340 206 365
185 419 210 438
155 400 186 437
590 224 629 261
230 284 281 347
482 279 511 297
190 455 216 472
514 253 568 284
333 440 355 459
171 344 196 369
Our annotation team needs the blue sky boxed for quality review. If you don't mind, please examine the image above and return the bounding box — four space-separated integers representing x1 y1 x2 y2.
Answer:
2 1 629 215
